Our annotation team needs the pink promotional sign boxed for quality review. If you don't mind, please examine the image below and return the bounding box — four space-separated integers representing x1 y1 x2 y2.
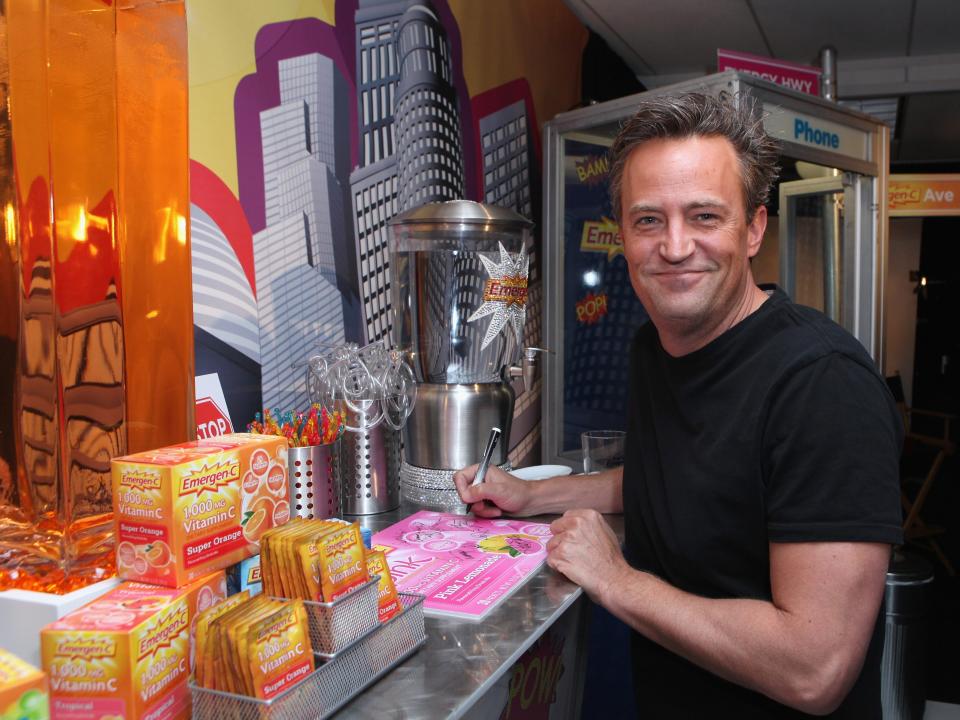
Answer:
718 48 821 96
371 511 551 621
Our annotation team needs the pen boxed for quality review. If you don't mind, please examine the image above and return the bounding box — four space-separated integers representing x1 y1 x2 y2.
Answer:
471 426 501 487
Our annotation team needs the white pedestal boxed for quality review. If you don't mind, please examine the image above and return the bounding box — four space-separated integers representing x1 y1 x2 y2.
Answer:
0 576 121 666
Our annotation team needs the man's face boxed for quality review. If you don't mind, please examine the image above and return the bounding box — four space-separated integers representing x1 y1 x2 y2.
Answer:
619 135 766 342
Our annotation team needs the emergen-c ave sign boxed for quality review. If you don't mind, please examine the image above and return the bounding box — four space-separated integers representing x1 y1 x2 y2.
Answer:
718 49 821 96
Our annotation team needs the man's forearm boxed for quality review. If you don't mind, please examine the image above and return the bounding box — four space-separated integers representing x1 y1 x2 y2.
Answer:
526 468 622 515
598 560 878 715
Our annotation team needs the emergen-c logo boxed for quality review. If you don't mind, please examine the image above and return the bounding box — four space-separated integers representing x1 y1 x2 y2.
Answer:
180 459 240 496
580 217 622 260
56 636 117 660
137 604 188 660
254 609 296 644
482 276 527 307
121 469 161 491
324 531 358 556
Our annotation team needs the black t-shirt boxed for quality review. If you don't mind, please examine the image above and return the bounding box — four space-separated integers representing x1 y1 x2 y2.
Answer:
622 286 903 719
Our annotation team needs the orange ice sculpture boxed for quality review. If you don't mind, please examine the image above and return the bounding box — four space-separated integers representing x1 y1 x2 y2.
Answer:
0 0 193 593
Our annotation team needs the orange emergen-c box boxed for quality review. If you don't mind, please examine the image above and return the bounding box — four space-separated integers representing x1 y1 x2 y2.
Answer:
41 572 226 720
112 433 289 587
0 649 48 720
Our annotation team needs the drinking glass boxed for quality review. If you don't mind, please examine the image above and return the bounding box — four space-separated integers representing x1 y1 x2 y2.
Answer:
581 430 626 474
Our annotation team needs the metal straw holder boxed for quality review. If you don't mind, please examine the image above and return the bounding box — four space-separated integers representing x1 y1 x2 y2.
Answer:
287 444 340 520
339 424 401 515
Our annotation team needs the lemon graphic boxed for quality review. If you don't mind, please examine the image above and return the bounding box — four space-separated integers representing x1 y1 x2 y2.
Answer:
476 534 541 557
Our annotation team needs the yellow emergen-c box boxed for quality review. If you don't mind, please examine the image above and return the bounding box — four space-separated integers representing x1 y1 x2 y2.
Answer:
41 572 226 720
112 433 289 587
0 649 48 720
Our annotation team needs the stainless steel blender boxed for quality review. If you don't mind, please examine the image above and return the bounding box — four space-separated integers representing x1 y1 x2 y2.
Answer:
388 200 541 511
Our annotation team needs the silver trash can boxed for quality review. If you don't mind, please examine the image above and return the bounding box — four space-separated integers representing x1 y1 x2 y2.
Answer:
881 550 934 720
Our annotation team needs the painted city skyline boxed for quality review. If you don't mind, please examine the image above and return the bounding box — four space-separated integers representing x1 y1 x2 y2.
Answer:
190 0 543 459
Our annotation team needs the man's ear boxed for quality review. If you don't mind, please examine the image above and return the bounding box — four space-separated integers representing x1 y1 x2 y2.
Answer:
746 205 767 259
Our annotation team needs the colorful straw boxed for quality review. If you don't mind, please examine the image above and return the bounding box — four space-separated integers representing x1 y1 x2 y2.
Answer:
247 404 344 447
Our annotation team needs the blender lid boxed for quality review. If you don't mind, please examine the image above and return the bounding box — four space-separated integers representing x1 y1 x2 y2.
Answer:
387 199 533 228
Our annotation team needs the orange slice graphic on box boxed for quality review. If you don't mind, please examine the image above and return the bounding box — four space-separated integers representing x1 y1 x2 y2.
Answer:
242 509 268 542
145 540 172 567
242 496 274 543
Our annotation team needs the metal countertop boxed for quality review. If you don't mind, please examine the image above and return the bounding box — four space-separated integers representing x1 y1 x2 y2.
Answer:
338 503 625 719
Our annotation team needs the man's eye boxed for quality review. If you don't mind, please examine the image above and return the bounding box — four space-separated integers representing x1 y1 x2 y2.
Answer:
694 213 718 222
635 216 658 226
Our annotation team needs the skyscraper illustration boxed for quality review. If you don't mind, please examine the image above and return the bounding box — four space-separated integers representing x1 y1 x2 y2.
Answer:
350 158 399 343
278 53 350 177
355 0 405 166
274 157 345 285
350 1 405 344
348 0 540 379
350 0 466 344
254 52 351 409
479 100 531 220
191 205 261 363
393 2 464 210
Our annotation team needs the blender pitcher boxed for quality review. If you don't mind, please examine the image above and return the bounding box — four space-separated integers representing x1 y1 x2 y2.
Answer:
388 200 538 511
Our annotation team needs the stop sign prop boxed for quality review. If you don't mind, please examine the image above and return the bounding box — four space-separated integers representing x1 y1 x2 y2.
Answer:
196 396 233 439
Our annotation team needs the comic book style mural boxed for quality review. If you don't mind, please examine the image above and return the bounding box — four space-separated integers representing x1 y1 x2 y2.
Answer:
561 138 648 452
188 0 586 466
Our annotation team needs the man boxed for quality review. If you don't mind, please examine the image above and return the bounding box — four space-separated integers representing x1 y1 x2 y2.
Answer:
454 93 903 718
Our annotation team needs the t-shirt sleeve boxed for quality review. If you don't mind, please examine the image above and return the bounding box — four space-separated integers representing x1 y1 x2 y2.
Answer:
762 352 904 544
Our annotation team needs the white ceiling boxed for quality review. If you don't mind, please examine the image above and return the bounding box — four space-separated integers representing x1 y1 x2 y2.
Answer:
564 0 960 164
567 0 960 76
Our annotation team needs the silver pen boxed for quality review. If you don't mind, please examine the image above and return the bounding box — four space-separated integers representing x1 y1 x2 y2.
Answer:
471 426 501 487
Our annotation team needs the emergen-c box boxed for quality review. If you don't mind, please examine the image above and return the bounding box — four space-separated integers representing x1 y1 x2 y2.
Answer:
112 433 289 588
40 572 226 720
0 649 48 720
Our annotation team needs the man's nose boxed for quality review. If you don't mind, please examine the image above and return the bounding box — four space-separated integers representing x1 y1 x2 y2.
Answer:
658 222 695 263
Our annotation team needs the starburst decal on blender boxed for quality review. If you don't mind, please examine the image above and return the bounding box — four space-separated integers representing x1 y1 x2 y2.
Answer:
468 242 529 349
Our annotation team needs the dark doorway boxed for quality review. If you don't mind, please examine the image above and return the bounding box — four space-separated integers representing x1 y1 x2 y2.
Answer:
909 216 960 705
913 217 960 415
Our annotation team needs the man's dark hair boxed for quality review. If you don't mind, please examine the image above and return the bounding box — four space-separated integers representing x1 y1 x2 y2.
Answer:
608 92 780 222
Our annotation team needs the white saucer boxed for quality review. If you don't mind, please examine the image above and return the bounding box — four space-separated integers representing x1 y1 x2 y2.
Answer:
511 464 574 481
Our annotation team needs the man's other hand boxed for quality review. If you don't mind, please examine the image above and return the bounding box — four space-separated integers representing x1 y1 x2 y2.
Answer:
453 465 533 517
546 508 628 601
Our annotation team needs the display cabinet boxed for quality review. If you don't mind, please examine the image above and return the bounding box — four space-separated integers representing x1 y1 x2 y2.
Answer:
540 71 890 464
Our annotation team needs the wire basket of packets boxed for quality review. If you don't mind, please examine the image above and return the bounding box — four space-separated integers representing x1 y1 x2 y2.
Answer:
190 518 426 720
